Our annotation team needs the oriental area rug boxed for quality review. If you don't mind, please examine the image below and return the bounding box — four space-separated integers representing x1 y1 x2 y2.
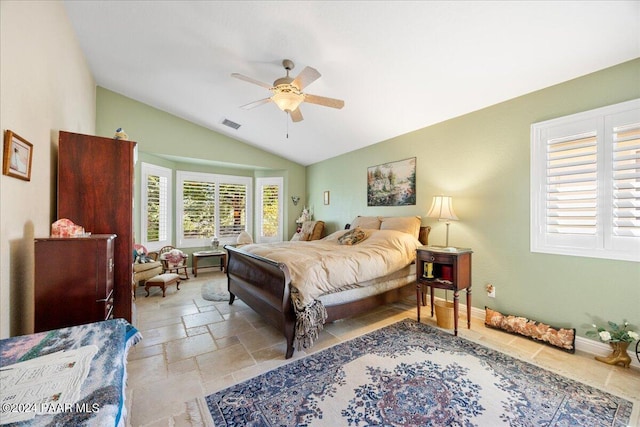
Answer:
199 319 632 426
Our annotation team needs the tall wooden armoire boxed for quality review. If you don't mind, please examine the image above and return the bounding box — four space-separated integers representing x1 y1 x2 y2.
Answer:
57 131 135 322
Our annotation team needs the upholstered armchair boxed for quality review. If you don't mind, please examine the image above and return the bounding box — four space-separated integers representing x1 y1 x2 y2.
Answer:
158 246 190 280
291 220 325 241
132 244 163 298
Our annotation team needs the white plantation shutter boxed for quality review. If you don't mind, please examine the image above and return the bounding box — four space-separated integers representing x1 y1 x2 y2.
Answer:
182 179 216 239
531 99 640 262
147 174 169 240
177 171 252 247
612 122 640 238
141 163 172 251
218 182 247 238
261 185 279 237
546 132 598 236
256 177 283 243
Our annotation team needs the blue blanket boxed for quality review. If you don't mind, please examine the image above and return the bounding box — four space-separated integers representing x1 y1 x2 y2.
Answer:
0 319 141 426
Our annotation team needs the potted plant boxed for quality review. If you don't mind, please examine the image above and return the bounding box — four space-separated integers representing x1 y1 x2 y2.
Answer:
587 321 638 368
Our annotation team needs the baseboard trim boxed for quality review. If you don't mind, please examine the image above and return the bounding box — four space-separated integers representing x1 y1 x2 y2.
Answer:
434 299 639 369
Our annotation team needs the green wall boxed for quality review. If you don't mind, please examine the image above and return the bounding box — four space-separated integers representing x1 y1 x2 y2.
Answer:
94 61 639 342
95 87 306 243
307 59 640 339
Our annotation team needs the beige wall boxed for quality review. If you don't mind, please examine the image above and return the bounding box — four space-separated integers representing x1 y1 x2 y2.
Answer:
0 1 96 337
307 59 640 340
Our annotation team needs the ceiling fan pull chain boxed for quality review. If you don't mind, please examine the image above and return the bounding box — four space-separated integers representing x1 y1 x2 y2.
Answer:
286 112 289 139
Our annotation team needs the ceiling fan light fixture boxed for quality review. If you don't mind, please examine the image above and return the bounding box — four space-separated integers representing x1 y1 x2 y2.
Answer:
271 85 304 112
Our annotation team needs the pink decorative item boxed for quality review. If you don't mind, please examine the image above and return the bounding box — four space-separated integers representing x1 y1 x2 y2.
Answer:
51 218 85 237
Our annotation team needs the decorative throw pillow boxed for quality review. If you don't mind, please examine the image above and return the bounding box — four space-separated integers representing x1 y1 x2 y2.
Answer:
380 216 421 239
350 216 382 230
338 227 368 245
162 249 186 268
237 231 253 245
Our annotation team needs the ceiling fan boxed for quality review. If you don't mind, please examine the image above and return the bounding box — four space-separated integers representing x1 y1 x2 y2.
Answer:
232 59 344 122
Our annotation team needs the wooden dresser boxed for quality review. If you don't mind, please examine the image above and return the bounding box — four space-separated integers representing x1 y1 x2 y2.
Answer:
34 234 116 332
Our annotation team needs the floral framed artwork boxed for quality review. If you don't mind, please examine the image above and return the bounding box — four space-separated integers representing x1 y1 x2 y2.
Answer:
3 130 33 181
367 157 416 206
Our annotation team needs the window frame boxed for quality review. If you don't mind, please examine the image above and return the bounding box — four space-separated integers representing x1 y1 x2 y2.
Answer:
530 98 640 262
176 171 252 248
140 162 173 252
256 176 284 243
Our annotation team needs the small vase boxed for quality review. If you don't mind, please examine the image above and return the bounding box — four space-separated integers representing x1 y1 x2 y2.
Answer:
595 341 631 368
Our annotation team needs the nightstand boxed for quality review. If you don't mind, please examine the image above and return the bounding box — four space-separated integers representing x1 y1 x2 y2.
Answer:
416 246 472 336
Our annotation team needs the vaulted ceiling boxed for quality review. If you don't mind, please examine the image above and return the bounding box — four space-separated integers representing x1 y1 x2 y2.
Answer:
63 1 640 166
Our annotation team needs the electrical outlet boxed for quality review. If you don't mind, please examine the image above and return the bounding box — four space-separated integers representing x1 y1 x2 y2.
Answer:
486 283 495 298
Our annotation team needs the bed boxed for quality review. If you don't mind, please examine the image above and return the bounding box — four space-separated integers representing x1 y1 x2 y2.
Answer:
0 318 140 426
226 216 430 358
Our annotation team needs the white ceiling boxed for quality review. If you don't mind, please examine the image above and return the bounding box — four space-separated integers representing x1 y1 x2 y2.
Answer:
63 1 639 166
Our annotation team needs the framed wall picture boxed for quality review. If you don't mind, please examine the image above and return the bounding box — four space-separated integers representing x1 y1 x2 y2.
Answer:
367 157 416 206
3 130 33 181
324 191 330 205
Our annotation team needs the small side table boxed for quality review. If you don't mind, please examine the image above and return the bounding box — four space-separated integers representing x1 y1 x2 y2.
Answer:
416 246 472 336
192 250 227 277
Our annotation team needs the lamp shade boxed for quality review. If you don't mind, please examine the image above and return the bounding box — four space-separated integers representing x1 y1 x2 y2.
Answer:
427 195 458 221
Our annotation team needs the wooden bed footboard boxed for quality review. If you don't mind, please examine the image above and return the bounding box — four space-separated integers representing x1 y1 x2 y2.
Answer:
225 245 297 358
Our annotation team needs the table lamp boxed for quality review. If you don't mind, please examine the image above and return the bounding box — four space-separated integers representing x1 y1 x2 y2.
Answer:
427 195 458 248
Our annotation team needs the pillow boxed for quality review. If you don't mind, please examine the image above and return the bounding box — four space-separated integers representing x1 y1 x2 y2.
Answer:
350 216 382 230
338 227 369 245
380 216 421 238
237 231 253 245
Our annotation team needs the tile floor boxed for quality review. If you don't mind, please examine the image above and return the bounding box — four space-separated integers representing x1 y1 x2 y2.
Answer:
126 271 640 426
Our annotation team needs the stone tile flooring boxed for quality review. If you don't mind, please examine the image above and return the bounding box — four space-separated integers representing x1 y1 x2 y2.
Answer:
126 271 640 426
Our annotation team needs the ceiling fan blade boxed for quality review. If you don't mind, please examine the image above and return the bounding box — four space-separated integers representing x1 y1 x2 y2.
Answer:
290 107 304 122
292 66 321 90
240 98 272 110
231 73 272 89
304 94 345 109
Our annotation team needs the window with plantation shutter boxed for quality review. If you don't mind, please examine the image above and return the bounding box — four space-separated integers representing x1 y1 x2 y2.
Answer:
176 171 252 247
256 177 283 243
611 121 640 238
182 179 216 240
218 182 247 238
141 163 172 251
546 131 598 236
531 99 640 262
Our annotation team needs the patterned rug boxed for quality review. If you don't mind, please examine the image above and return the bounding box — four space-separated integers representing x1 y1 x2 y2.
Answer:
203 320 632 426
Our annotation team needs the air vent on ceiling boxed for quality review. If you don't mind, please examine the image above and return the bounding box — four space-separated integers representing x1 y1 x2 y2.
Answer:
222 118 241 130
